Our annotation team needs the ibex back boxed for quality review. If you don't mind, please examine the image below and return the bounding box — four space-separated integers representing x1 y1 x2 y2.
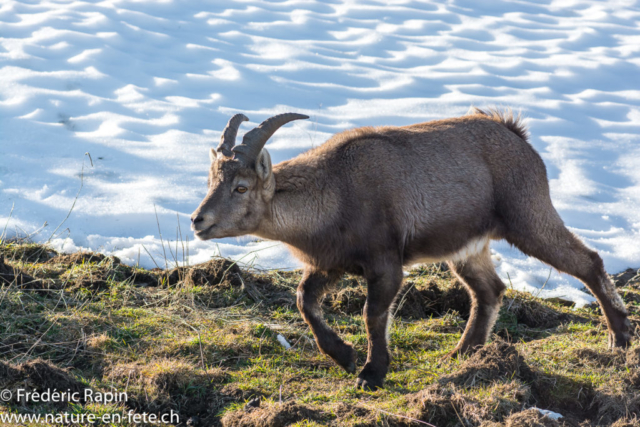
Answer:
191 108 630 390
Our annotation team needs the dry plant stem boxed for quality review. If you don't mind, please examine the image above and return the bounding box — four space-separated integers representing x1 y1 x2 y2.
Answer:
154 204 169 269
141 243 161 270
46 154 91 243
1 202 15 243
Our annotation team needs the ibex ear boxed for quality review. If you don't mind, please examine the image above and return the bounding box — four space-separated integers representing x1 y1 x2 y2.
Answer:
209 148 217 163
255 149 273 181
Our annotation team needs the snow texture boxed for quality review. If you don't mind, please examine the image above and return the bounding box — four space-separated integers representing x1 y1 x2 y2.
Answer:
1 0 639 307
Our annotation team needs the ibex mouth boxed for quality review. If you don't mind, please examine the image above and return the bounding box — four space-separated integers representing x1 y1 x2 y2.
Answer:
194 224 216 240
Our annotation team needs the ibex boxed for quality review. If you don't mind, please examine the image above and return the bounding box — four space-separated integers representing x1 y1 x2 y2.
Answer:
191 108 630 390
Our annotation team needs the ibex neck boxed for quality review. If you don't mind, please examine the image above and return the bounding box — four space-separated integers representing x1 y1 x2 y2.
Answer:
255 167 333 247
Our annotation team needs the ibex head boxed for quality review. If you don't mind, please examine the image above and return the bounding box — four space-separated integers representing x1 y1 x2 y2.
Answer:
191 113 308 240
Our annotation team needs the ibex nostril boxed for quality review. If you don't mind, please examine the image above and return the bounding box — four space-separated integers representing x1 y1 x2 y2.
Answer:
191 215 204 224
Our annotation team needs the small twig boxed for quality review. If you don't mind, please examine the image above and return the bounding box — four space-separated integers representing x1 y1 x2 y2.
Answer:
180 319 207 372
535 268 553 298
125 369 133 395
394 281 416 318
450 401 466 427
67 328 85 366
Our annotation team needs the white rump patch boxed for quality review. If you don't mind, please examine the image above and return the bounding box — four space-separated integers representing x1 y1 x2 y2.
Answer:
449 236 490 262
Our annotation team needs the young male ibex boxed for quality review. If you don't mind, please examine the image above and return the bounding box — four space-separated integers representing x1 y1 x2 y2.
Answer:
191 108 630 390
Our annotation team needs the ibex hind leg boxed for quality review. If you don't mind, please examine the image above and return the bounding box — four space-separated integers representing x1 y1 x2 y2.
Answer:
296 269 357 373
505 209 631 348
446 244 506 357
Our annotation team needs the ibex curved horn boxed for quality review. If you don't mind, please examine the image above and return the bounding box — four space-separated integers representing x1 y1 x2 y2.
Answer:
232 113 309 164
217 114 249 157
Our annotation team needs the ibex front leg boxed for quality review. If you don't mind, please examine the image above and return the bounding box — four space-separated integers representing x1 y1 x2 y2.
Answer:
357 263 403 390
297 269 356 373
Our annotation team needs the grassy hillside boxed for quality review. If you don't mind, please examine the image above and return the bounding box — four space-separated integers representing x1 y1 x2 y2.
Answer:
1 241 639 426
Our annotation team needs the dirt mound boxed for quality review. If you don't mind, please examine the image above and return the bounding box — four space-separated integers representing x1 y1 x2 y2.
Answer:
404 341 628 426
151 260 299 309
185 259 242 287
481 408 561 426
393 281 431 319
0 243 56 263
325 279 586 330
611 268 640 288
325 277 367 315
66 265 121 291
250 277 297 308
160 258 242 287
221 401 325 427
47 252 116 267
38 252 125 291
442 341 536 387
502 294 576 329
406 381 529 426
0 359 86 407
414 279 471 319
325 276 471 320
220 400 379 427
73 276 109 291
332 402 377 426
107 359 231 424
592 383 640 425
0 255 39 287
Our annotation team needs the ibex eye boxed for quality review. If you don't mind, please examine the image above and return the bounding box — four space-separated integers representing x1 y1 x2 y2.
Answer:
236 186 248 194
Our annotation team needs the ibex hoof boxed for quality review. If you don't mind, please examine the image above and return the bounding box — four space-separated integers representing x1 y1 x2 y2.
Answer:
355 375 383 391
608 332 632 349
355 364 384 391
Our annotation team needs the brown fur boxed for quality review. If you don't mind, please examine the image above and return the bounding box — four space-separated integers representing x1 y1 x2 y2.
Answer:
191 109 630 390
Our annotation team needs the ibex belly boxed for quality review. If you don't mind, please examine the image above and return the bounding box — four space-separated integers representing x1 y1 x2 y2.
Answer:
404 235 490 267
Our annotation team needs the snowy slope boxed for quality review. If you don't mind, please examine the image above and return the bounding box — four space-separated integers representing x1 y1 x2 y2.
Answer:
1 0 639 306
